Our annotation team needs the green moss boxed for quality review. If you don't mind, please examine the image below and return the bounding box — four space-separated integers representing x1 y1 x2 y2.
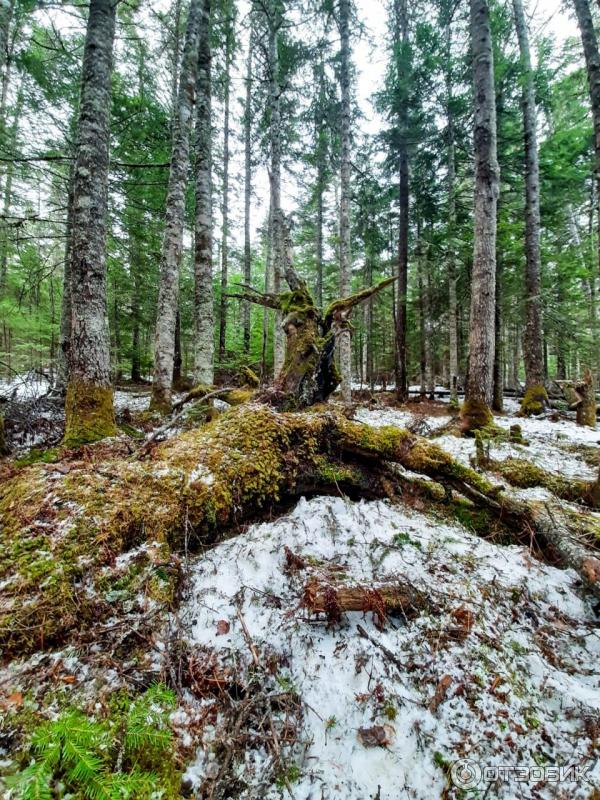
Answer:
460 397 494 434
14 447 61 467
63 380 117 447
519 384 548 417
493 456 588 502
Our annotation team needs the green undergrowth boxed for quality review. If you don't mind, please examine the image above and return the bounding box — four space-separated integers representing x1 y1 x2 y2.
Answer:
3 684 181 800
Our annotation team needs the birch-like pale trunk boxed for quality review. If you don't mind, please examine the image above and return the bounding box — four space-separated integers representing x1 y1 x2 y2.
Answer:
242 28 253 354
193 0 214 385
218 10 233 362
573 0 600 278
268 8 285 375
462 0 499 430
513 0 545 407
151 0 204 412
338 0 352 403
64 0 117 446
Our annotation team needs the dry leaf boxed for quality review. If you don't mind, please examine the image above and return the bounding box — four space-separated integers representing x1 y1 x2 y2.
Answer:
216 619 230 636
428 674 452 712
357 724 395 748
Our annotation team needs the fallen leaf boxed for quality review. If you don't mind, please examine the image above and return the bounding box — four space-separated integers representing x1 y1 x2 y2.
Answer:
6 691 23 708
428 674 452 712
357 724 395 748
216 619 230 636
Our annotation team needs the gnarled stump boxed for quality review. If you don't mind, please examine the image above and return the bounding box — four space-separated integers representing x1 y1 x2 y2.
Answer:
227 215 396 410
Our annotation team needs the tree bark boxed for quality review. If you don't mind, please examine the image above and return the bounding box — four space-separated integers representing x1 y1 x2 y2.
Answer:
242 26 254 355
394 0 410 404
218 9 234 363
193 0 214 385
573 0 600 280
446 24 459 408
513 0 546 415
462 0 499 432
338 0 352 404
151 0 204 412
0 76 21 295
64 0 117 446
55 164 75 395
265 3 285 376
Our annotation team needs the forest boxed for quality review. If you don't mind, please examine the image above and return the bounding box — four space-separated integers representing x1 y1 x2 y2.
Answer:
1 0 600 798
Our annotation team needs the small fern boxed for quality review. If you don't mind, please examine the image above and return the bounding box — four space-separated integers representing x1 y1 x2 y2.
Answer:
6 685 179 800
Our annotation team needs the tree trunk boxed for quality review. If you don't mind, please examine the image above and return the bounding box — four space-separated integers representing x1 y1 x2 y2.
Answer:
338 0 352 404
513 0 546 415
573 0 600 280
151 0 204 412
173 310 183 388
218 11 233 363
492 258 503 412
266 5 285 376
0 76 21 296
576 368 597 429
193 0 214 385
55 164 75 395
446 26 459 407
64 0 117 446
462 0 499 432
393 0 410 404
242 27 253 355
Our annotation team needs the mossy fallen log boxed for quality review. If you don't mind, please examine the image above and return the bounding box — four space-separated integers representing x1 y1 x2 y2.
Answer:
488 456 597 506
1 404 598 658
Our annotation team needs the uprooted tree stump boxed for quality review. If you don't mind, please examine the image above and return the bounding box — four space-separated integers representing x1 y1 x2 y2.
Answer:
2 402 600 658
227 215 397 410
557 370 597 430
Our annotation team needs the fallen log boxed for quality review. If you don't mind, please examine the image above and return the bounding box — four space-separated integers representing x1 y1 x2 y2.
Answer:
301 576 430 629
1 403 598 659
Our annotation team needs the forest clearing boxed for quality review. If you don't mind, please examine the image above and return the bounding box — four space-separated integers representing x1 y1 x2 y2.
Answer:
1 0 600 798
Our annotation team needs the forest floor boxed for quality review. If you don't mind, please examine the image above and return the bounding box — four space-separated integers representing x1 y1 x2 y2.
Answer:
1 384 599 799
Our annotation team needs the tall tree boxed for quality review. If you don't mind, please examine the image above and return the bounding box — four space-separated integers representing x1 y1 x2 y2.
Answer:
266 1 285 375
389 0 410 403
337 0 352 403
242 24 254 354
573 0 600 279
461 0 499 431
513 0 546 414
218 1 234 363
63 0 117 446
193 0 214 384
151 0 204 412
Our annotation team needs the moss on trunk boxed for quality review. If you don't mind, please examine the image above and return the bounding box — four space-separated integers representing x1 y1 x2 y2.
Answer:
519 384 548 416
460 397 494 434
63 381 117 446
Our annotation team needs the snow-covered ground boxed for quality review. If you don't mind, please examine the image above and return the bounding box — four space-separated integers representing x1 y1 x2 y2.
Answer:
356 403 599 482
0 373 50 400
178 496 600 799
